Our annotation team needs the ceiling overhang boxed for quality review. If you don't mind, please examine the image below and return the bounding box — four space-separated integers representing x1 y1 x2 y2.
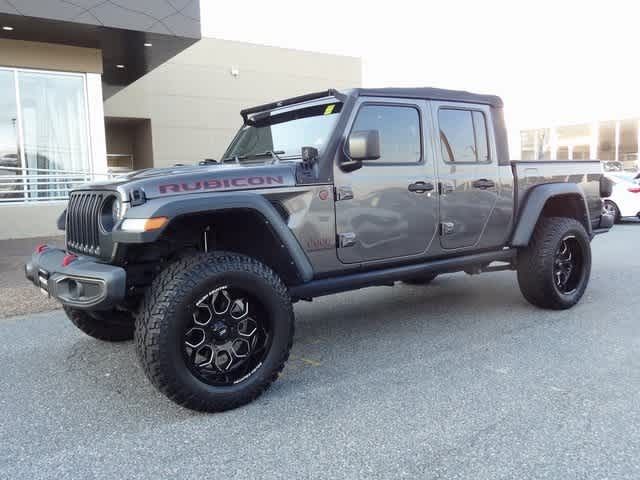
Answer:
0 0 201 98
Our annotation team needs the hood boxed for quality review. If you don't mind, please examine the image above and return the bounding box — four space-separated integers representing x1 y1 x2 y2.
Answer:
88 162 298 201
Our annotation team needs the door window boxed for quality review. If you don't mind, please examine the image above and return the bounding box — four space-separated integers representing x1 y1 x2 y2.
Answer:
438 108 490 163
351 104 421 164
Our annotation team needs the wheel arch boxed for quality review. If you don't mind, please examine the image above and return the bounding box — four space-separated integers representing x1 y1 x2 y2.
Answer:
510 183 592 247
113 192 314 285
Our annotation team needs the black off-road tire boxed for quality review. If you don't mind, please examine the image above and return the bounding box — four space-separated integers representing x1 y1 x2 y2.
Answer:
517 216 591 310
63 306 135 341
402 273 438 285
135 251 294 412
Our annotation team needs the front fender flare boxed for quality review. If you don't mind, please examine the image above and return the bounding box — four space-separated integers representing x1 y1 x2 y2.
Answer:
112 192 314 282
510 183 592 247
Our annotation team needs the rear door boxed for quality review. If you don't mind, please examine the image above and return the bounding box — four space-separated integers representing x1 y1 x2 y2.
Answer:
431 102 500 249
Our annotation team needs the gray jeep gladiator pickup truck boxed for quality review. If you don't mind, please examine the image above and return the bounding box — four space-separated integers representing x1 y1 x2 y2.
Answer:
26 87 614 411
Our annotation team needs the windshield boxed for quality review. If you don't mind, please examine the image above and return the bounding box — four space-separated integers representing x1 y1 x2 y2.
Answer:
223 102 343 162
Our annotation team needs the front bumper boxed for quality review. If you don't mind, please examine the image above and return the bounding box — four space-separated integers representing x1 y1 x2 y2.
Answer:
25 247 126 310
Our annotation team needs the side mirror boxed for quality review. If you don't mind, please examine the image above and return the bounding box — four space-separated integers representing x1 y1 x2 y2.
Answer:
347 130 380 161
199 158 218 165
341 130 381 172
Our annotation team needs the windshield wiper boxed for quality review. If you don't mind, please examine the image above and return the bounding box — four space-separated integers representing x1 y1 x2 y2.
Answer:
222 150 285 164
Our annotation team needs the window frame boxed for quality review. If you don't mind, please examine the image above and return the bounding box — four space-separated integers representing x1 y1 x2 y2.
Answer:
346 101 424 167
437 106 491 165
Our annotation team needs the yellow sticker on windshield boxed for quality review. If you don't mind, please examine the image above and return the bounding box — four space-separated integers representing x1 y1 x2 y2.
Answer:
324 104 335 115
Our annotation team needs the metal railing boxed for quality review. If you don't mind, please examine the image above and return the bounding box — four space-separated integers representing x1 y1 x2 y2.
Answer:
107 153 134 171
0 166 122 203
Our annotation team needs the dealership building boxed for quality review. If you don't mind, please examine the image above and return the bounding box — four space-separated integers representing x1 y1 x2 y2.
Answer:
0 1 361 239
520 120 640 171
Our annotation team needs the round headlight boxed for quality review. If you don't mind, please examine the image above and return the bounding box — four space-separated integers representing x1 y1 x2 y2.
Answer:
112 198 121 223
100 196 121 232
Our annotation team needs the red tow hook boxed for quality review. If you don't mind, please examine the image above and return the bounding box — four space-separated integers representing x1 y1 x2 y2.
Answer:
62 253 78 267
35 244 48 254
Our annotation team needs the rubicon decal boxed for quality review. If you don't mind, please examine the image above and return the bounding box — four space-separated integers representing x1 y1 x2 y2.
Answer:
159 175 284 194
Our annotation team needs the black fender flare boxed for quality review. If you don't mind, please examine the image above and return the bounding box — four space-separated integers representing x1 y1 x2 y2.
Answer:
112 191 314 282
510 183 592 247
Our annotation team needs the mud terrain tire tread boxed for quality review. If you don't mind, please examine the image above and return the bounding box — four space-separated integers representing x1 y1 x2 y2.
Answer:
517 216 591 310
64 306 135 341
135 251 294 412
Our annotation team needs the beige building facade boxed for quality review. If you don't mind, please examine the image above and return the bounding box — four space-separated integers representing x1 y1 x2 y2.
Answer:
103 38 361 169
520 119 640 172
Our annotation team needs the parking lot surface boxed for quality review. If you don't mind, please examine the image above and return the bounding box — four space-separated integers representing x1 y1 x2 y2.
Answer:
0 236 64 317
2 224 639 479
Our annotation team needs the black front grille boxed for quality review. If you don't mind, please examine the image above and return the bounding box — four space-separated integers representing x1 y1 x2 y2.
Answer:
66 191 105 256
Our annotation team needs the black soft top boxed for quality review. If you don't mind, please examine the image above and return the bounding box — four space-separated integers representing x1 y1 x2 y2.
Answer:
240 87 503 122
353 87 503 108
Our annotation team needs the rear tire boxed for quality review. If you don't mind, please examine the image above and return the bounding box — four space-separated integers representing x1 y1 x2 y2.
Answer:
64 306 135 341
135 252 294 412
517 217 591 310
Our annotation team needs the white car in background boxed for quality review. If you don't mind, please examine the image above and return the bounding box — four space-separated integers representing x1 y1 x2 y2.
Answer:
603 172 640 223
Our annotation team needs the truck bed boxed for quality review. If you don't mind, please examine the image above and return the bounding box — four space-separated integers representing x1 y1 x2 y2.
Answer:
511 160 603 227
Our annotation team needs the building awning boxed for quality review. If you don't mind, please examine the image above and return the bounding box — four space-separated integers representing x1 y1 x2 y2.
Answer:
0 0 201 98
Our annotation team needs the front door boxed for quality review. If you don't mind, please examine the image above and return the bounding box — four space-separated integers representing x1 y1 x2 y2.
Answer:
431 102 500 250
334 99 438 264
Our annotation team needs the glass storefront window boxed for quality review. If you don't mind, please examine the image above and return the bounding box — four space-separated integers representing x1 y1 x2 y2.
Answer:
598 121 616 161
520 128 551 160
0 67 91 202
520 130 536 160
537 128 552 160
18 71 90 199
0 70 21 201
619 120 638 170
572 145 590 160
557 146 569 160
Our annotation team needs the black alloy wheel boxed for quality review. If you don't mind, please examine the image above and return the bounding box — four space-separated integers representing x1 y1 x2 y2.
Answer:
552 235 584 295
183 286 271 386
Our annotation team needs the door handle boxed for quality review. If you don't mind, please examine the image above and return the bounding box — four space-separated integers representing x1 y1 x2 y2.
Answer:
472 179 495 190
408 181 434 193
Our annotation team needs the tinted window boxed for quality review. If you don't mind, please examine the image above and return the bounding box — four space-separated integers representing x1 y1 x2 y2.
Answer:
352 105 421 163
439 109 490 163
472 111 489 162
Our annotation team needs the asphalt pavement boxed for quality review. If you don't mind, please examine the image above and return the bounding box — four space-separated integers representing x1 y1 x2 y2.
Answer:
0 235 64 317
1 224 640 479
